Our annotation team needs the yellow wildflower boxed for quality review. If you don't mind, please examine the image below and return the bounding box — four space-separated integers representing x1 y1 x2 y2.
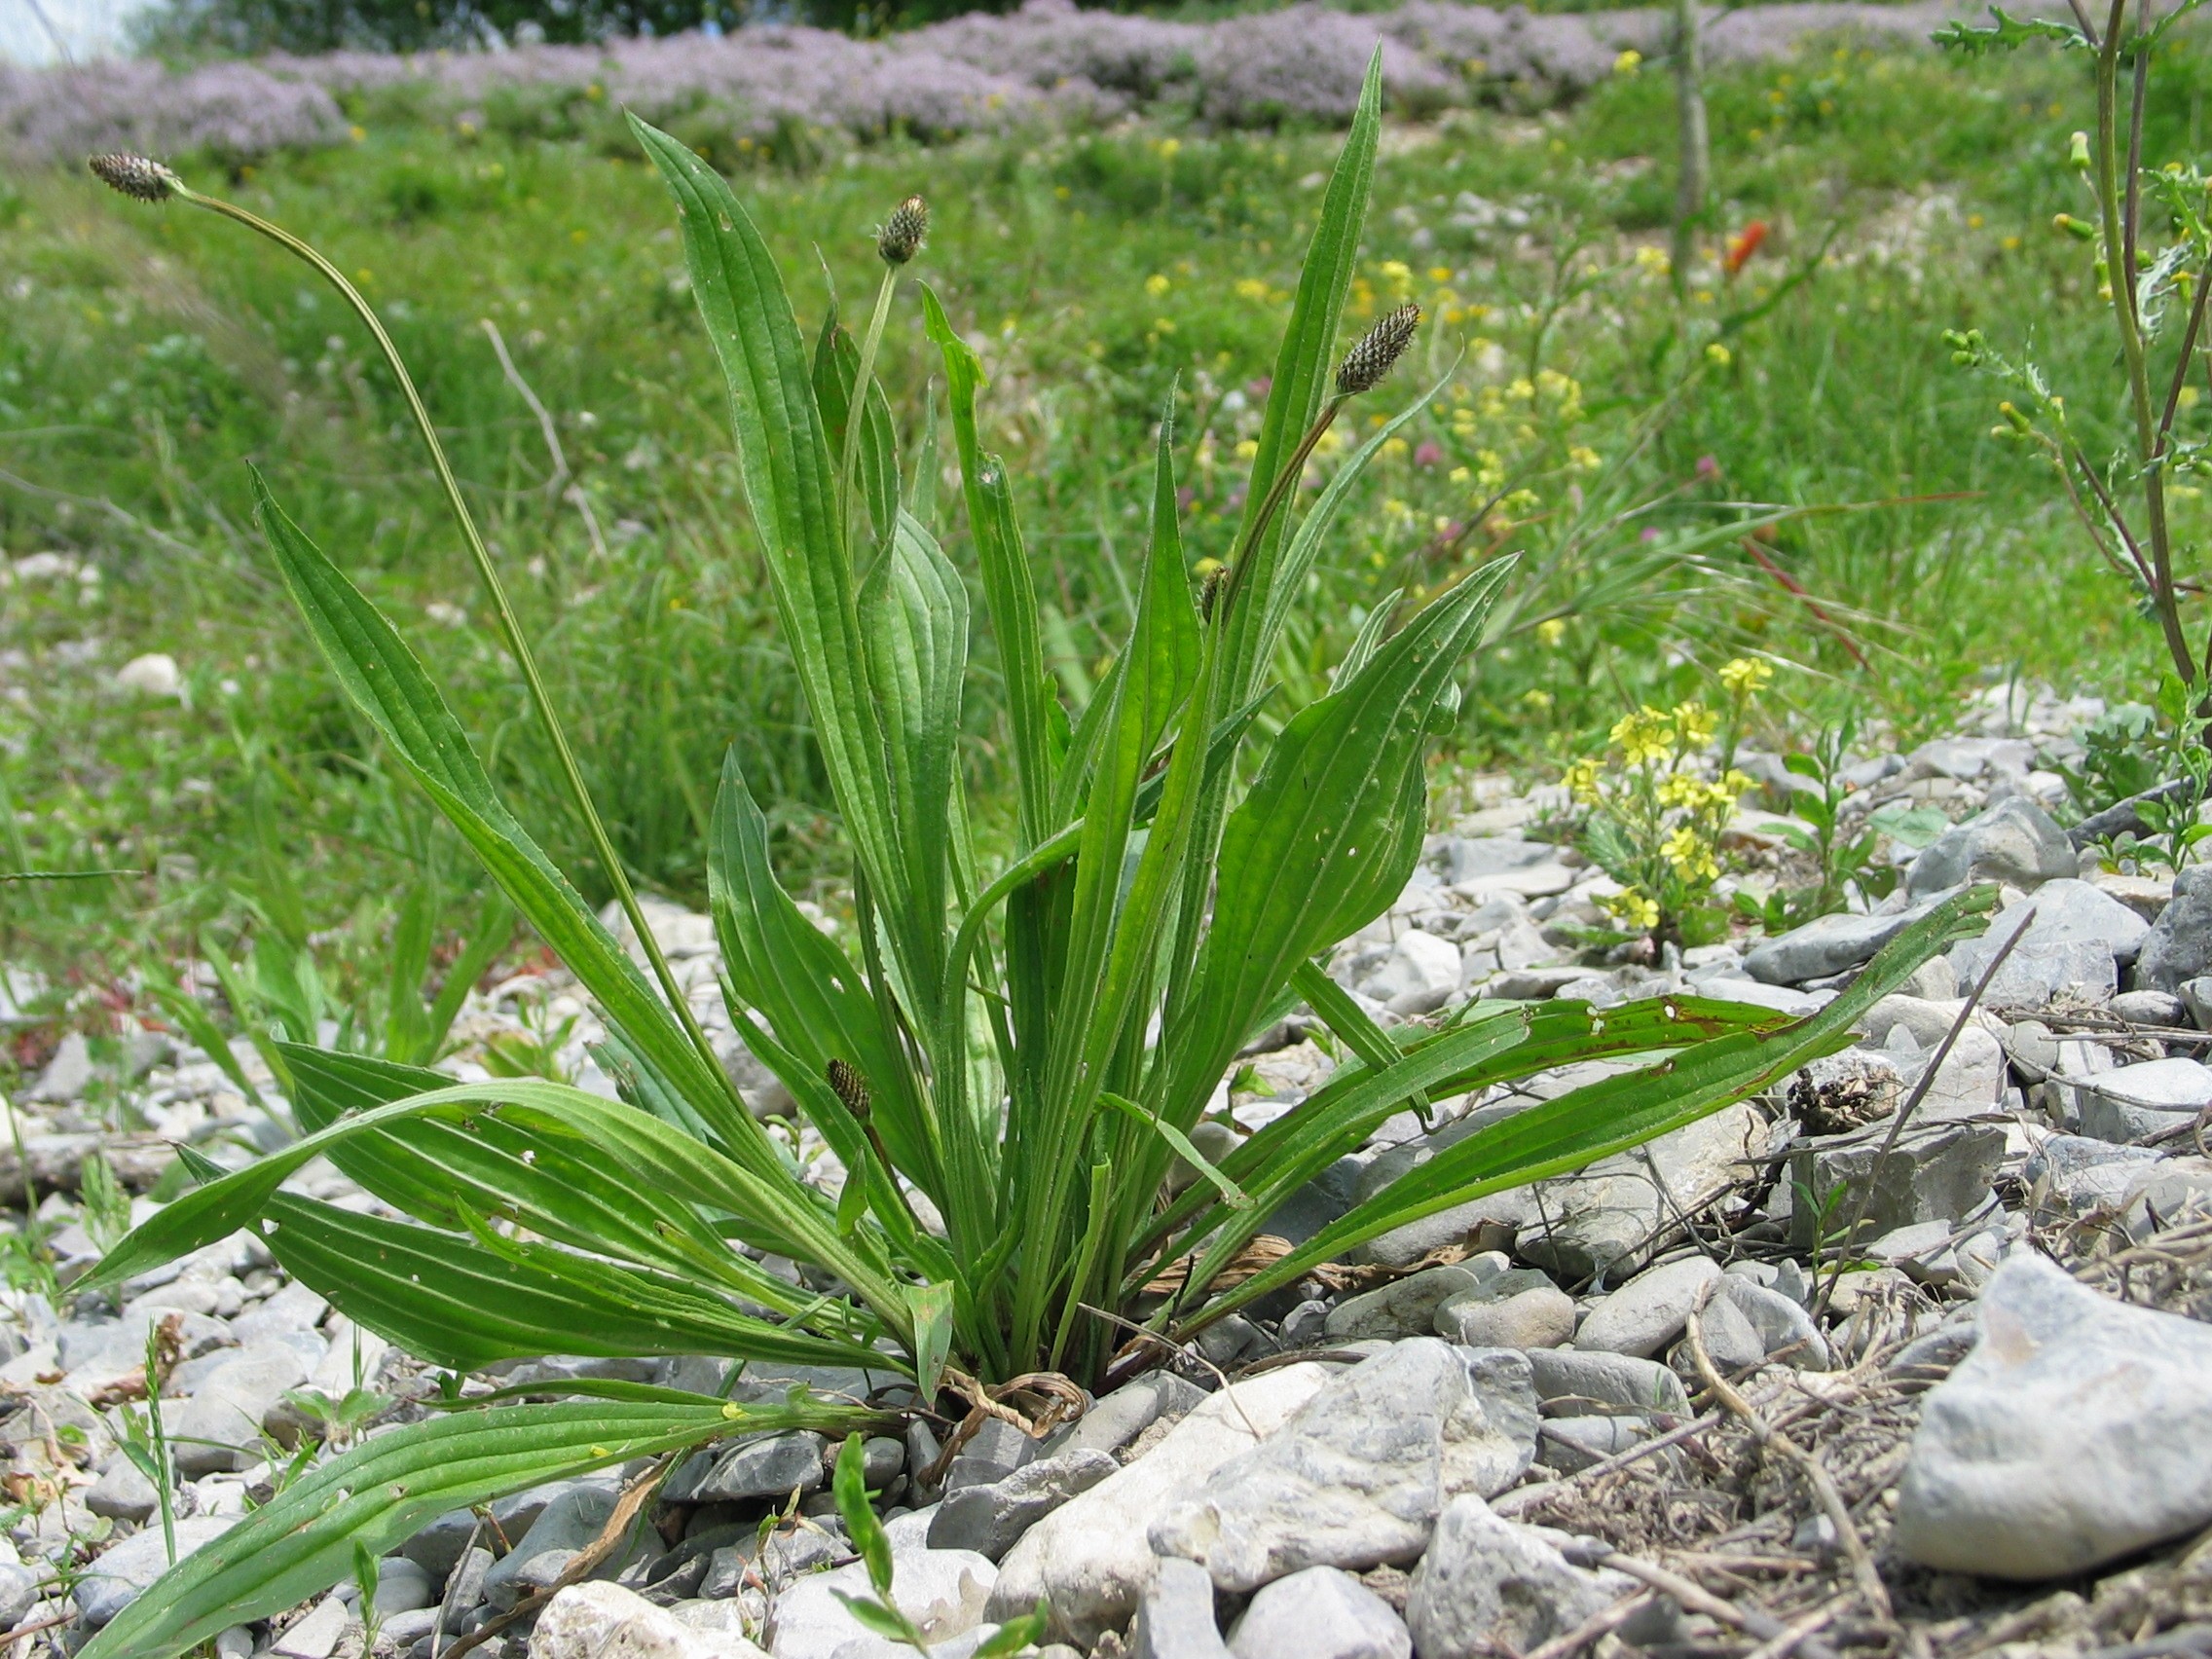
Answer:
1603 888 1661 931
1536 617 1567 647
1661 826 1719 881
1610 707 1675 766
1705 342 1733 368
1673 700 1719 749
1569 446 1602 470
1717 656 1773 697
1564 757 1604 802
1145 273 1171 297
1614 48 1643 75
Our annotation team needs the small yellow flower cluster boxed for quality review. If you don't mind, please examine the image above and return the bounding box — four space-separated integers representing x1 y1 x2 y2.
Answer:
1601 888 1661 931
1569 681 1761 942
1608 705 1677 766
1660 824 1719 882
1656 769 1751 814
1717 655 1773 697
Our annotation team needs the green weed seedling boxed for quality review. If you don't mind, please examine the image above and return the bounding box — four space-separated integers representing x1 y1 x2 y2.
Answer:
77 64 1988 1659
828 1434 1048 1656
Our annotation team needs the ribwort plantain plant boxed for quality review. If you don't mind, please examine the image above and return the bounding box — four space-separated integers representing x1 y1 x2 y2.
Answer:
79 58 1991 1658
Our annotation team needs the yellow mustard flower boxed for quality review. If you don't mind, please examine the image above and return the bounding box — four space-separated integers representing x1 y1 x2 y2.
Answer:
1661 826 1719 882
1614 48 1642 75
1145 274 1171 297
1717 656 1774 697
1610 707 1675 766
1673 700 1719 749
1603 888 1661 931
1536 617 1567 647
1564 757 1604 802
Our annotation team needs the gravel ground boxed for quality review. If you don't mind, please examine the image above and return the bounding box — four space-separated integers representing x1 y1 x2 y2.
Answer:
8 679 2212 1659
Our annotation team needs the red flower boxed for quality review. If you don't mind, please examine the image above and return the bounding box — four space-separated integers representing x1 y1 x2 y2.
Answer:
1723 221 1769 278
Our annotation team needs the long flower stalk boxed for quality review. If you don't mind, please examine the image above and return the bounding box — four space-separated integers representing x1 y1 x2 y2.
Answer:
89 154 735 1103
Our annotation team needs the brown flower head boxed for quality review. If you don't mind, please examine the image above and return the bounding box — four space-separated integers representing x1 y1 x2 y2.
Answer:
89 154 181 203
1335 303 1421 397
827 1057 871 1118
877 196 929 266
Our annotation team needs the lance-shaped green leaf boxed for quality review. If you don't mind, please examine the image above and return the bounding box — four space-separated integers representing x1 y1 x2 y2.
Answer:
280 1046 775 1292
813 305 902 552
632 115 905 971
250 473 757 1167
708 751 936 1193
922 281 1057 847
1141 994 1788 1296
77 1395 883 1659
1163 561 1513 1125
861 511 968 1015
1044 402 1200 1115
1218 49 1383 709
87 1078 913 1346
259 1194 883 1373
1195 887 2000 1324
1254 364 1455 684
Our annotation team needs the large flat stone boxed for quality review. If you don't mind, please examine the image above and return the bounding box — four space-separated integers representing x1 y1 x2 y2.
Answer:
986 1365 1332 1646
1895 1254 2212 1577
1905 796 2076 898
1149 1342 1536 1594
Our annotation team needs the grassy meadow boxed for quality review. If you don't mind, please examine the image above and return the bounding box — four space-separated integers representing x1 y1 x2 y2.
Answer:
1 21 2202 1055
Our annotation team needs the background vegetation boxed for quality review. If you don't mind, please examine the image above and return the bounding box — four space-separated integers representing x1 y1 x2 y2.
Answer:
2 22 2200 1056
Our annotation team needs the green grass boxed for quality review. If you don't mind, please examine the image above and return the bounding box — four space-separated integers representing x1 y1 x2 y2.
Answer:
0 26 2201 1044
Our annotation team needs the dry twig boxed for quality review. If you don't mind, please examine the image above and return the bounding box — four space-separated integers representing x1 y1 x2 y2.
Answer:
1686 1289 1895 1628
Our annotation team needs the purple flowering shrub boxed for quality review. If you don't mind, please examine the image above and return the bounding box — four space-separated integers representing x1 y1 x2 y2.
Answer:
1 0 1975 166
0 57 345 166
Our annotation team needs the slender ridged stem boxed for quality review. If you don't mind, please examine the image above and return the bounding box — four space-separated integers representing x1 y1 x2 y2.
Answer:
158 178 734 1103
